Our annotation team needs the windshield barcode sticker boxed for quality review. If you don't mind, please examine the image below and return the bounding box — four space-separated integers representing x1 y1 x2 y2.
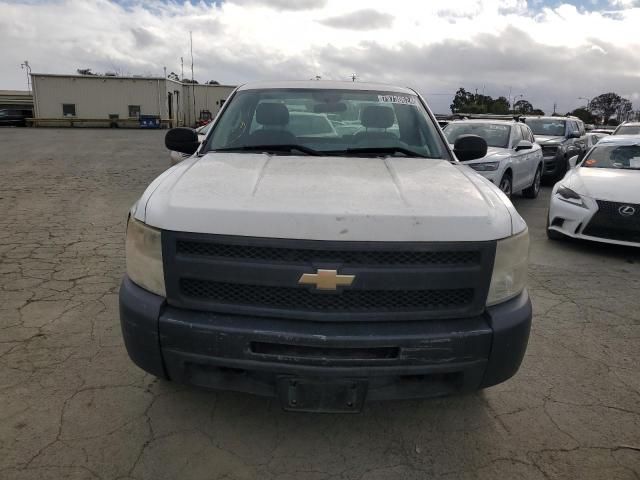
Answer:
378 95 417 105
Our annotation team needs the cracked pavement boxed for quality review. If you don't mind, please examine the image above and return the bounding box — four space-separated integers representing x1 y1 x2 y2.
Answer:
1 128 639 480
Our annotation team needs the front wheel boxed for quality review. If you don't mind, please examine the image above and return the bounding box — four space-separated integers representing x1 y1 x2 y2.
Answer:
499 172 512 198
522 166 542 199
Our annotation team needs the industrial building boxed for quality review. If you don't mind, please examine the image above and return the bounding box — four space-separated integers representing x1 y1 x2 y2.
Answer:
0 90 33 110
30 73 235 128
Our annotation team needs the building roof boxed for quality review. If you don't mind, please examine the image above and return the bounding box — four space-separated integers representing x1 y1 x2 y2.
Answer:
237 80 416 94
30 73 235 88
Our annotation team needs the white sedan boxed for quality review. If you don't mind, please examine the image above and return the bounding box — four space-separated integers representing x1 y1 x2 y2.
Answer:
443 120 543 198
547 135 640 247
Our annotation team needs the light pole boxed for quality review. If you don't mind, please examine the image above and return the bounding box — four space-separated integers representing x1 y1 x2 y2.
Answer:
20 60 32 92
578 97 591 111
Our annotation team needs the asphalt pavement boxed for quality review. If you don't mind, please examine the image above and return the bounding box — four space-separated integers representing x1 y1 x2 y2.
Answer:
1 128 639 480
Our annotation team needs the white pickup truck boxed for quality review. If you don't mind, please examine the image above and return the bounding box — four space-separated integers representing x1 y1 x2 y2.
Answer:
120 81 531 413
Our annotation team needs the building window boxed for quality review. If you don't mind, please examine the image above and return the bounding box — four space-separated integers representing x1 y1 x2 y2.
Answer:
62 104 76 117
128 105 141 118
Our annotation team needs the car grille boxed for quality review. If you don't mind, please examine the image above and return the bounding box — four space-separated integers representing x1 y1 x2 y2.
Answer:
163 232 496 321
541 145 558 157
181 279 474 312
176 240 480 266
582 200 640 243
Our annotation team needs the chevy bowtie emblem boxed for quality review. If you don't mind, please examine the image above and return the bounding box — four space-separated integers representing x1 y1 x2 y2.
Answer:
298 269 355 290
619 205 636 217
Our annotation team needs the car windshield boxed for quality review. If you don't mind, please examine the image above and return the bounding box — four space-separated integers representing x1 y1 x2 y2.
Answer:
526 119 566 136
205 88 446 158
582 144 640 170
614 125 640 135
443 122 510 148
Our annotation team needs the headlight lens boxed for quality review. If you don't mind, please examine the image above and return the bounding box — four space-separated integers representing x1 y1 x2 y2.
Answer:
556 185 586 208
469 162 500 172
125 216 166 296
487 229 529 306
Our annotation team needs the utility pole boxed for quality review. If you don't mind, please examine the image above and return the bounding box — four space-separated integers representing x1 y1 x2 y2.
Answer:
190 32 196 127
180 57 184 81
20 60 32 93
553 102 557 115
351 73 357 82
163 66 167 78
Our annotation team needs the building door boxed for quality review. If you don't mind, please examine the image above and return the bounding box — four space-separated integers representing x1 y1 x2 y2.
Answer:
167 92 173 128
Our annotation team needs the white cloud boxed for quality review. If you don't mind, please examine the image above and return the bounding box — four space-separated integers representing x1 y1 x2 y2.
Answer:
1 0 639 113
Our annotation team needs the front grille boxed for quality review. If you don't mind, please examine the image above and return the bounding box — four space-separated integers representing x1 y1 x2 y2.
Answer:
163 232 496 321
582 200 640 243
176 240 479 266
181 278 474 313
541 145 558 157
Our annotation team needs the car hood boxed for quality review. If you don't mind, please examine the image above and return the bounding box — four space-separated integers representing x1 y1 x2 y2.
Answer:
563 167 640 203
535 135 564 144
138 153 516 241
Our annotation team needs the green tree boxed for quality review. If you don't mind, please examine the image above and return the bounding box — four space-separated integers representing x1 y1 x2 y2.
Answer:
568 107 595 124
513 99 533 114
530 108 545 115
450 88 474 113
590 92 630 124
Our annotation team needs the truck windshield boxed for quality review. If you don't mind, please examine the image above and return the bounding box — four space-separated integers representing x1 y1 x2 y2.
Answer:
205 88 446 159
525 119 566 137
444 122 510 148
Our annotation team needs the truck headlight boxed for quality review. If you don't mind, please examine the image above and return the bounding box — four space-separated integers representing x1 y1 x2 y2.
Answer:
469 162 500 172
125 216 166 297
487 229 529 306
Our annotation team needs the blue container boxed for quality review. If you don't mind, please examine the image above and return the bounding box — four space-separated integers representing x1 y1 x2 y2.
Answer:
139 115 161 129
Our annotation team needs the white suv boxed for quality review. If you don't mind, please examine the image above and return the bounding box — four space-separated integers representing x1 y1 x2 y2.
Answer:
443 120 543 198
121 81 532 412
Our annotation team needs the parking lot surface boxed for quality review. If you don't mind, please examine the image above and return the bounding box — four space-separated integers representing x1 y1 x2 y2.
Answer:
1 128 639 480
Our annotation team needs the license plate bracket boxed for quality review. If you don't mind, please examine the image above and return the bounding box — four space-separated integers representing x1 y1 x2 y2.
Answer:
277 377 367 413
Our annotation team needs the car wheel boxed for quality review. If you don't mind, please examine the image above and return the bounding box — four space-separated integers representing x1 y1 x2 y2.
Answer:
522 166 542 199
546 211 564 240
499 172 512 198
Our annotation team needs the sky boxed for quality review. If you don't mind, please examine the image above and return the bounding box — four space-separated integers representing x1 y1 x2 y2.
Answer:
1 0 640 114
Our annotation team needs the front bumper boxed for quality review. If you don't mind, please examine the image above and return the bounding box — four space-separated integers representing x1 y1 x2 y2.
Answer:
548 194 640 248
542 152 565 178
119 276 532 405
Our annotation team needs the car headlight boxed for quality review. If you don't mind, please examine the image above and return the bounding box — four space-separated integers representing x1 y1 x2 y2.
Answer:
556 185 587 208
469 162 500 172
487 229 529 306
125 216 166 297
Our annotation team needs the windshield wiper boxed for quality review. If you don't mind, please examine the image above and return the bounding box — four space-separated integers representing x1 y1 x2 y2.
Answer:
212 144 321 156
325 147 428 158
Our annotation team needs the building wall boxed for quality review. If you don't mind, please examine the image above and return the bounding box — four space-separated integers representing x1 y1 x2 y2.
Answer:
183 84 235 126
30 74 235 128
32 75 168 120
0 90 34 110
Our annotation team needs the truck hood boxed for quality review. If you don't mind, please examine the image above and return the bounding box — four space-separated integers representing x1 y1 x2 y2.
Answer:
139 153 515 242
563 167 640 203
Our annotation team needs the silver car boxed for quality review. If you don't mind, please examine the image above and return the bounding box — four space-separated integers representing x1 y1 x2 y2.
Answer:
444 120 544 198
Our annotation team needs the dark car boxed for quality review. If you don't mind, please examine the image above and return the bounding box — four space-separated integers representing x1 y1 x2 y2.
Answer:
522 116 587 181
0 108 33 127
